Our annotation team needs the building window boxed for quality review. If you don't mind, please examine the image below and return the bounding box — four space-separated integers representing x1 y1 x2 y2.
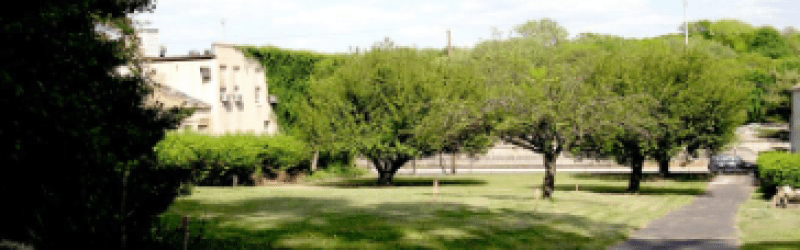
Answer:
198 125 208 131
264 120 270 130
219 65 226 85
200 67 211 83
233 66 240 71
255 87 261 103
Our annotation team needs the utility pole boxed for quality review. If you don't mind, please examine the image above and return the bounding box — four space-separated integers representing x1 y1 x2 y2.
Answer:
221 18 226 42
684 0 688 45
447 29 452 57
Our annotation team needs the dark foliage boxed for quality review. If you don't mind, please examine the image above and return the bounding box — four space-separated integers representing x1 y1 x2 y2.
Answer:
1 0 190 248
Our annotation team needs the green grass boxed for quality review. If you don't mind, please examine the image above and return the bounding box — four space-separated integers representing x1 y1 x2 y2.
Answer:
163 174 709 249
737 189 800 250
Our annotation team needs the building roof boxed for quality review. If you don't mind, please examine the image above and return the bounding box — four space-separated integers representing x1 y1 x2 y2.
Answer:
144 55 216 62
152 85 212 111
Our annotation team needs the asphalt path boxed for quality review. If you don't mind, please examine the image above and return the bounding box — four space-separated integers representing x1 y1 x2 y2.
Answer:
388 168 710 175
608 175 755 250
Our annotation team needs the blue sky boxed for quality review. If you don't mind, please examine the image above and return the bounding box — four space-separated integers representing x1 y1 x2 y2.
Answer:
132 0 800 55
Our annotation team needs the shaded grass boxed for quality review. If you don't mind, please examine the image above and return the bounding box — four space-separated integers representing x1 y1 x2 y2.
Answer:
754 128 790 142
737 189 800 250
319 177 488 188
571 173 713 182
164 174 709 249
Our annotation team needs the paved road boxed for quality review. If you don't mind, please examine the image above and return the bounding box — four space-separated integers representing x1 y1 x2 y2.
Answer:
609 175 755 250
389 168 710 175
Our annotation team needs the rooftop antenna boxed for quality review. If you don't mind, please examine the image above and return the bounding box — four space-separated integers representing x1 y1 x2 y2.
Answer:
221 18 226 42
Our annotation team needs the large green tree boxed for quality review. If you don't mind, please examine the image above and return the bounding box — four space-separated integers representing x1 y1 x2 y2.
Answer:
310 47 490 185
592 38 748 190
1 1 188 248
478 34 628 198
514 18 569 46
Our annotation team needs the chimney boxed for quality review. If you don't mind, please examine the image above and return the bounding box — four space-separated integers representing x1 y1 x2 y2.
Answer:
159 46 166 57
204 49 211 55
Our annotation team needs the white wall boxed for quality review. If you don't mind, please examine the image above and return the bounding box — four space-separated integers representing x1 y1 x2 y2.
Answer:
212 43 278 135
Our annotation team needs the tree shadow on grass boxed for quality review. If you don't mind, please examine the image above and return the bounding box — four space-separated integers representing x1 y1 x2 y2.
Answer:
167 196 631 249
570 173 712 183
755 129 790 142
553 184 706 195
317 177 487 188
740 241 800 250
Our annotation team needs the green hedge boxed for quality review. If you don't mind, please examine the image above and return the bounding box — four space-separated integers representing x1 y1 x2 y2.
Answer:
155 132 311 186
757 151 800 194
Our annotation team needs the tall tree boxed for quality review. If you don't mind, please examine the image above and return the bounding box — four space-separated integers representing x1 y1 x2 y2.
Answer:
311 48 490 185
1 1 188 248
514 18 569 46
750 26 792 59
592 38 747 190
485 36 626 198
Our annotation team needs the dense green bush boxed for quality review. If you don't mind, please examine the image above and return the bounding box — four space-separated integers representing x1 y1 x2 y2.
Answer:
155 132 311 185
757 151 800 195
298 162 368 182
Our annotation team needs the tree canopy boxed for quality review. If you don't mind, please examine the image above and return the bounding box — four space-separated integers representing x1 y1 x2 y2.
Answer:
1 1 189 248
309 47 492 185
589 37 748 190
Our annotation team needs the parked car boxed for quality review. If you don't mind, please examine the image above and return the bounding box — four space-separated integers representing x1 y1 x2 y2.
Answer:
709 154 755 174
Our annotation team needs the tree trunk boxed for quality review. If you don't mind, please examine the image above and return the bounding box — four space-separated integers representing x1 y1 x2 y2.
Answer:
542 150 557 199
628 154 645 193
369 155 409 186
451 153 456 174
310 150 319 172
657 155 670 178
378 171 395 186
439 152 445 174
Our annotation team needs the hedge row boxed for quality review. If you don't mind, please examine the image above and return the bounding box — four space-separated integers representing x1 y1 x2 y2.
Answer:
155 132 311 186
757 151 800 193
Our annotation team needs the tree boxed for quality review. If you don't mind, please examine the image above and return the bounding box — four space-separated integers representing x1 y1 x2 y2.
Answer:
514 18 569 46
750 26 792 59
243 47 356 172
1 1 188 248
485 36 626 198
591 38 747 190
311 48 489 185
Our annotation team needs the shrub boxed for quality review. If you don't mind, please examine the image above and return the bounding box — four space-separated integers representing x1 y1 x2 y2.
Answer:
155 132 311 186
299 162 368 182
757 151 800 195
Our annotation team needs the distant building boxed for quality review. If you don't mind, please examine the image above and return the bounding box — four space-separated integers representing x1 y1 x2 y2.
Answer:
135 30 278 134
137 28 160 57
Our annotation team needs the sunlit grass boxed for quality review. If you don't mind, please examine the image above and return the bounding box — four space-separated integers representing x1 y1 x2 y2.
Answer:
737 189 800 250
163 174 708 249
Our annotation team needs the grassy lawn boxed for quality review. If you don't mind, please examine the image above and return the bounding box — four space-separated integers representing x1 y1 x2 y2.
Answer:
737 190 800 250
162 173 709 249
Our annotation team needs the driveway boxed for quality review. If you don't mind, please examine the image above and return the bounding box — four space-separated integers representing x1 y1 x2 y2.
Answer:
609 175 755 250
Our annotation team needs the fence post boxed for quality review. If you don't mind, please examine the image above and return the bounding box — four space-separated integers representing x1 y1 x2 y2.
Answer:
433 179 439 194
